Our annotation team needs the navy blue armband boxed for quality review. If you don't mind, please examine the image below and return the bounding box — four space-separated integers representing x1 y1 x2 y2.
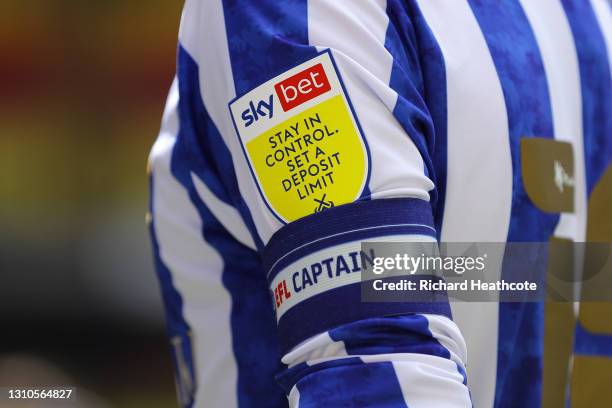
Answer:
263 198 451 354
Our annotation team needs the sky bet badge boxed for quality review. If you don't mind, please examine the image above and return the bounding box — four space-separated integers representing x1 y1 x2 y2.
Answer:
229 50 369 223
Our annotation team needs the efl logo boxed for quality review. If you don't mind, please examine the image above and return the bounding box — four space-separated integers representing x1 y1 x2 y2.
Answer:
274 280 292 308
274 63 331 112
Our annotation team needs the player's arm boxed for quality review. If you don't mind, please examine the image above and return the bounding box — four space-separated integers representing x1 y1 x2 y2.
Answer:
172 0 471 406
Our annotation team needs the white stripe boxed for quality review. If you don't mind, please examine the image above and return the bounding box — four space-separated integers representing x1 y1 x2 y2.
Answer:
591 0 612 75
281 331 348 367
180 0 278 244
390 356 472 408
520 0 586 243
191 172 256 250
308 0 434 204
520 0 587 321
288 386 300 408
417 2 512 407
424 314 467 370
309 0 390 82
150 81 238 408
288 349 463 371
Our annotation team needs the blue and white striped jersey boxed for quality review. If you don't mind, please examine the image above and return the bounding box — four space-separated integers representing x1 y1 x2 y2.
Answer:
148 0 612 407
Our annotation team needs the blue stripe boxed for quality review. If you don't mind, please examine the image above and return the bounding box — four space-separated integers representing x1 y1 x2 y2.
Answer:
384 0 448 235
574 322 612 357
560 0 612 197
467 1 559 406
400 1 448 238
457 363 468 386
382 5 469 402
173 48 286 407
276 357 363 394
222 0 316 97
177 46 263 250
329 314 451 359
295 361 409 408
561 0 612 369
264 197 435 280
277 281 451 355
148 175 196 408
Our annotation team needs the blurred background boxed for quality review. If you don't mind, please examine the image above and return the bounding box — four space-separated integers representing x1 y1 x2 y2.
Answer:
1 1 182 406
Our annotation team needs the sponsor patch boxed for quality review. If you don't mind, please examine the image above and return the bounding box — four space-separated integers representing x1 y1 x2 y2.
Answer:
229 50 369 223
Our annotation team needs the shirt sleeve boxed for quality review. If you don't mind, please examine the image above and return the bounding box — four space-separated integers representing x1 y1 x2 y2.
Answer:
153 0 472 406
148 78 288 407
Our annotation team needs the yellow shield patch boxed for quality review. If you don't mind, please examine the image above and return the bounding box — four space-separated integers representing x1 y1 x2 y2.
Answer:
229 50 369 223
